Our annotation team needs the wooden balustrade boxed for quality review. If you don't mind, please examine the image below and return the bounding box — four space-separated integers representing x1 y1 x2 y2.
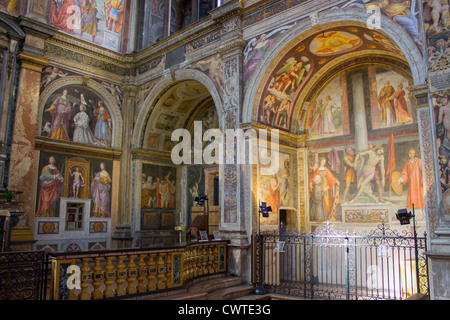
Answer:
49 240 228 300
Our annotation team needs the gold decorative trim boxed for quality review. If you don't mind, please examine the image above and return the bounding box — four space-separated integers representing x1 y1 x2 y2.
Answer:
35 137 122 160
18 53 48 72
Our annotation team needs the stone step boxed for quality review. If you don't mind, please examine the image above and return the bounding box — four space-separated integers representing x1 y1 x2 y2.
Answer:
207 284 254 300
235 293 308 300
130 274 248 300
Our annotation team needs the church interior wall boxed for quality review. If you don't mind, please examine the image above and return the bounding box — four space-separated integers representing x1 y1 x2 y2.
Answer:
0 0 449 299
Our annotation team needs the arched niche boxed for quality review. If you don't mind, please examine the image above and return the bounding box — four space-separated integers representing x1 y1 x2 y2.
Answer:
132 68 223 149
242 9 425 131
38 76 123 149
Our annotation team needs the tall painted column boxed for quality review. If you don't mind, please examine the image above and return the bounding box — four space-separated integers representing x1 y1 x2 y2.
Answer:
113 84 137 248
420 0 450 298
212 2 252 281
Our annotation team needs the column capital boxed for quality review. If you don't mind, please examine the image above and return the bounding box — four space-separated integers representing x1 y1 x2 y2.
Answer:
121 84 139 97
18 52 48 72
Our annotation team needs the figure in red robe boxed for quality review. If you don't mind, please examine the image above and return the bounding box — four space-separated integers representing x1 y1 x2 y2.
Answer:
51 0 78 33
36 156 64 217
389 83 413 124
396 149 425 209
309 158 340 220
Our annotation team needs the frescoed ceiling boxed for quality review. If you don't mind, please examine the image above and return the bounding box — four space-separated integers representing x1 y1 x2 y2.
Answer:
143 80 215 151
257 25 408 133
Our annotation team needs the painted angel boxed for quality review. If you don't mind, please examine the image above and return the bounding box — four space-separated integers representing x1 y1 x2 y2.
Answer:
273 56 310 96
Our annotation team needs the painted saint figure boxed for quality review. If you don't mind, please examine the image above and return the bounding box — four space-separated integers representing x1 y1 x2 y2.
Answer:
105 0 124 33
396 149 425 209
437 94 450 158
80 0 99 42
91 162 112 217
309 174 328 221
342 147 358 203
93 100 112 146
72 104 102 145
309 158 340 220
323 95 339 134
50 0 78 33
378 81 396 126
350 146 386 204
269 173 281 215
310 99 324 134
388 83 412 124
70 166 85 198
46 89 73 141
36 156 64 217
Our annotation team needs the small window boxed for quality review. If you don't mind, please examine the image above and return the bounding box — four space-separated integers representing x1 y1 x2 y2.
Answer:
66 202 84 231
213 176 219 206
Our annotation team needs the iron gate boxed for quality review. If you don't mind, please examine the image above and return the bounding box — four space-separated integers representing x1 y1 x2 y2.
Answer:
253 224 429 300
0 251 49 300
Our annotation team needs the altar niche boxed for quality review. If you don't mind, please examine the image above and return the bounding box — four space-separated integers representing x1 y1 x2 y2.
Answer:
61 198 91 232
305 65 423 229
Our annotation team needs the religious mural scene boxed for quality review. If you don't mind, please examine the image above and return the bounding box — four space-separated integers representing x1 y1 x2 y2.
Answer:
257 26 406 132
40 84 114 147
35 152 113 218
46 0 128 51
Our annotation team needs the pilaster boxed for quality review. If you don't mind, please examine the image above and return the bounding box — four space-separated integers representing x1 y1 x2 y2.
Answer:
214 2 251 280
113 84 137 248
6 17 53 244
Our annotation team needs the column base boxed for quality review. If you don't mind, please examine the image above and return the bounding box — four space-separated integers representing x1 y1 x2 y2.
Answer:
112 225 134 249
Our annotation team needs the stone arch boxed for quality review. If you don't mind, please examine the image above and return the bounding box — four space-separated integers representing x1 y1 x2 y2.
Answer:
242 8 425 128
38 76 124 148
132 68 224 149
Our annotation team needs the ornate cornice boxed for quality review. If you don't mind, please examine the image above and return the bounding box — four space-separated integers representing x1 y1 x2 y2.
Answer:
35 137 123 160
18 52 48 72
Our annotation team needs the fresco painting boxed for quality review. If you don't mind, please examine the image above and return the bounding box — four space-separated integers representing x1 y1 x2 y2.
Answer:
258 152 293 228
342 0 423 46
141 164 176 209
41 85 114 147
35 152 113 218
307 138 423 224
434 91 450 194
304 64 421 224
257 26 408 131
307 76 344 140
375 69 413 129
47 0 127 51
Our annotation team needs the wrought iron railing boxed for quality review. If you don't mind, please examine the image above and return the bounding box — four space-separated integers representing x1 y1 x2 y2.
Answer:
48 240 228 300
0 251 48 300
253 224 429 300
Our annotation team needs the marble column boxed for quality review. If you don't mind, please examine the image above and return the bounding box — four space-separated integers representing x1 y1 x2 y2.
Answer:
8 53 48 247
7 18 54 250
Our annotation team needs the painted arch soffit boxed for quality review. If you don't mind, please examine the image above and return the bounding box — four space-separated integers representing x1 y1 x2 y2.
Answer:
38 76 124 149
296 52 412 134
133 69 224 150
141 80 213 150
254 23 411 134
